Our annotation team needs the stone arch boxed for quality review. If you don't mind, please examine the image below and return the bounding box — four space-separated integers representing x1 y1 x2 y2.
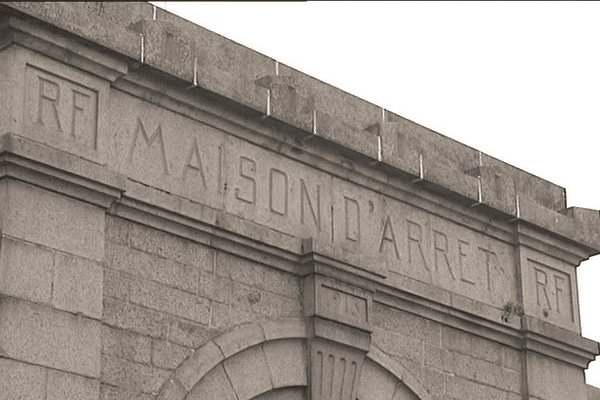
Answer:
156 318 433 400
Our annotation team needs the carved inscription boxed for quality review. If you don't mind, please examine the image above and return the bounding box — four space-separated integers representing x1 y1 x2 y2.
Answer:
26 65 98 149
128 118 169 175
530 259 573 321
112 92 515 309
321 286 368 326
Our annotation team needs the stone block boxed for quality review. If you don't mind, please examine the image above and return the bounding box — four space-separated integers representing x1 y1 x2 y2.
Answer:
424 344 452 373
314 110 379 160
175 340 224 392
482 153 566 212
357 358 397 400
199 271 234 304
168 318 221 349
527 352 587 400
221 132 334 246
442 326 503 365
53 252 103 319
260 318 308 341
190 18 273 113
104 270 210 325
5 2 142 59
278 64 381 136
373 303 441 346
143 20 195 82
0 180 104 261
100 384 154 400
214 322 265 358
263 339 307 388
210 302 259 330
223 345 273 400
0 357 46 400
0 237 53 305
186 364 236 400
446 375 513 400
503 347 522 371
128 221 214 270
250 388 306 400
230 281 301 319
105 215 131 246
450 352 521 393
108 89 227 213
46 369 100 400
372 329 423 365
0 296 101 377
101 355 170 395
152 339 193 370
156 378 186 400
102 325 152 365
106 243 199 294
103 298 170 341
216 252 300 299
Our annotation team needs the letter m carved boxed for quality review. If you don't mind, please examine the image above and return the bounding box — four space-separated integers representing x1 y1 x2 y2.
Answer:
128 118 169 175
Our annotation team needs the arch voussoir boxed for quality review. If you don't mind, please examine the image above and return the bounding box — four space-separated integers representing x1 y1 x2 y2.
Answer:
158 318 309 400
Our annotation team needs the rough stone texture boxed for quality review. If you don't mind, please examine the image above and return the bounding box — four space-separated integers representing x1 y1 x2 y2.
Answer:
1 3 599 400
0 357 47 400
46 369 100 400
102 355 170 396
223 344 273 400
102 325 152 365
0 180 105 261
0 296 101 378
263 339 307 388
53 252 103 319
186 364 237 400
0 237 54 305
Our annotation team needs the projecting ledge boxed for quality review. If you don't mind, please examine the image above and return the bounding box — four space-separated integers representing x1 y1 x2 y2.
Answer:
0 133 126 208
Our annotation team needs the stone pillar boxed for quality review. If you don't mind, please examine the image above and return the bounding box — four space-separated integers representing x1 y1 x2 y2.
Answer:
0 15 126 400
513 223 599 400
301 254 374 400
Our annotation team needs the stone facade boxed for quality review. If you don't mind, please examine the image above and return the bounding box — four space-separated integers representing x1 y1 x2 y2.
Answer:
0 3 599 400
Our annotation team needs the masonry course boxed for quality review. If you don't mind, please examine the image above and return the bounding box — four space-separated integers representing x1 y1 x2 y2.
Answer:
1 2 600 400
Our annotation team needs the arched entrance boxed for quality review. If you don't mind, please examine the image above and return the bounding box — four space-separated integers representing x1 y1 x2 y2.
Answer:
156 318 431 400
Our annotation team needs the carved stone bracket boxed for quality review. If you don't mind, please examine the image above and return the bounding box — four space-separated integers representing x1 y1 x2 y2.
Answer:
303 273 373 400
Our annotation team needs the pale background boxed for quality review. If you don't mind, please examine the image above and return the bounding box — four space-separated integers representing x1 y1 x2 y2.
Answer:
151 1 600 386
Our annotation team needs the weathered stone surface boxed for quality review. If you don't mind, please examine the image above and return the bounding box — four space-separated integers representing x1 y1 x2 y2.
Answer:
175 340 224 391
103 298 171 341
0 180 105 261
0 357 46 400
2 4 600 400
0 296 101 377
223 345 273 400
0 237 54 305
519 246 580 332
106 242 199 294
263 339 307 388
46 369 100 400
103 269 210 324
102 355 170 395
53 252 103 319
186 364 236 400
102 325 152 365
152 339 193 370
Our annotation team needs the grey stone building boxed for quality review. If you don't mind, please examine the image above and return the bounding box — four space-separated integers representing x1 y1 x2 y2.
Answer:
0 3 599 400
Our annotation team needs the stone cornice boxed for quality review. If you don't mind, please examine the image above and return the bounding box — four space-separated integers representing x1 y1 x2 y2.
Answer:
1 2 599 256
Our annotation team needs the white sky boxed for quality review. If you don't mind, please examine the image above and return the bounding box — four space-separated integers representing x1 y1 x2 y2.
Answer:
152 1 600 386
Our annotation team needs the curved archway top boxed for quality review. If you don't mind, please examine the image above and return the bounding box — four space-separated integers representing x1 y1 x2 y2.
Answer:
156 318 433 400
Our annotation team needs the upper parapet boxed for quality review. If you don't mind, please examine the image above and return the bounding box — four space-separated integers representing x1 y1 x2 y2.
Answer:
2 1 599 255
